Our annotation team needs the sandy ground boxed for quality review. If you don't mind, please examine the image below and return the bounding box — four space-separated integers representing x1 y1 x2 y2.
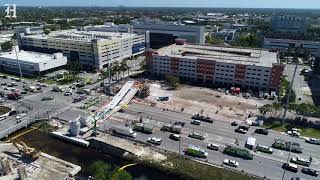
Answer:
143 83 270 122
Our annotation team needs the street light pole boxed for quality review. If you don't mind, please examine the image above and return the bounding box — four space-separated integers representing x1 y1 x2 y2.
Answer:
282 62 298 124
13 45 23 79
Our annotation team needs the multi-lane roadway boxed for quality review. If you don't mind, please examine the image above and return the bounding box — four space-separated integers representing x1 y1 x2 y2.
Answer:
106 103 320 180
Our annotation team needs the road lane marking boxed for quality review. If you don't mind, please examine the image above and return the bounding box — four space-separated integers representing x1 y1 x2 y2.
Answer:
275 149 284 157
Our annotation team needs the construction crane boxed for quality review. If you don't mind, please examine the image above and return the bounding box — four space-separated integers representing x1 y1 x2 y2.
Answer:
12 140 41 160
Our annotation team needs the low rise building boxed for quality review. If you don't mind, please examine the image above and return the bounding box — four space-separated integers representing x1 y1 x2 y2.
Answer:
0 48 67 75
264 37 320 57
145 42 284 91
132 23 205 49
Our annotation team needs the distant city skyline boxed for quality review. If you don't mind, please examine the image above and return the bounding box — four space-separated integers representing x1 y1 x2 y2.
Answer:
1 0 320 9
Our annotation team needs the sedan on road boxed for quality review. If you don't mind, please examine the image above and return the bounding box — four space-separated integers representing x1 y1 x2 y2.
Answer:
290 157 311 167
191 119 201 125
255 128 269 135
147 137 162 145
169 134 180 141
231 121 238 126
188 132 205 140
42 96 54 101
207 143 220 151
305 138 320 145
256 144 273 154
223 159 239 167
235 128 247 134
301 168 319 177
16 113 27 120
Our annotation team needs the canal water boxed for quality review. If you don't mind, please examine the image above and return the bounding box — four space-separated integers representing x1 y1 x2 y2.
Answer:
8 129 179 180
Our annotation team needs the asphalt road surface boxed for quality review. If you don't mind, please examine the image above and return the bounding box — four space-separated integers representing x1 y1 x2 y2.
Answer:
106 103 320 180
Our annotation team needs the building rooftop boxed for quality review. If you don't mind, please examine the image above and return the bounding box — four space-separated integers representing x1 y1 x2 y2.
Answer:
25 29 136 42
156 44 278 67
0 50 64 63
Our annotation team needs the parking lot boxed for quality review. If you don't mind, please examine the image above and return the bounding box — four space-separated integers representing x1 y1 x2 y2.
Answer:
284 64 314 104
0 75 99 137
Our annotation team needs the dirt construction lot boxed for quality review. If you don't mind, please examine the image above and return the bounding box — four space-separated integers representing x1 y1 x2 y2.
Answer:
145 82 270 122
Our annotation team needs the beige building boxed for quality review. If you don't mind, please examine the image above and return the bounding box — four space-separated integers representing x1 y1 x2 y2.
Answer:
15 27 146 70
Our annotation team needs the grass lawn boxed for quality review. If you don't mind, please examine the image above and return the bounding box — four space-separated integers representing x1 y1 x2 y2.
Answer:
0 72 38 80
130 154 259 180
41 79 57 85
263 122 320 138
0 106 11 116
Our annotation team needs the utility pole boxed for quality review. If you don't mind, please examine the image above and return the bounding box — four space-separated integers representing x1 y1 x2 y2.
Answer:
107 46 112 95
282 60 298 124
14 45 23 79
178 140 181 155
281 142 292 180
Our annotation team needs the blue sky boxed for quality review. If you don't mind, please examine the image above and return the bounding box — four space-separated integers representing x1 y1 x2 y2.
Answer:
1 0 320 9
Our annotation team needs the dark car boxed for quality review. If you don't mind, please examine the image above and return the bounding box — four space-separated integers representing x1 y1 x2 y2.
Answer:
174 121 185 127
301 168 319 177
238 125 249 131
9 110 18 116
255 128 269 135
1 83 7 86
169 134 180 141
202 117 214 123
231 121 238 126
21 91 28 94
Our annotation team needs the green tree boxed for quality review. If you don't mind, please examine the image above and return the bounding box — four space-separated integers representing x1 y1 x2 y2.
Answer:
232 34 261 48
112 170 132 180
205 35 224 45
1 41 13 51
89 161 113 180
165 75 180 89
66 61 83 73
289 103 316 119
259 103 283 118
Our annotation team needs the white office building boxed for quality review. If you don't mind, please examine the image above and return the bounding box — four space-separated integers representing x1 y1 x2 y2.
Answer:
0 48 67 75
15 27 146 70
264 37 320 57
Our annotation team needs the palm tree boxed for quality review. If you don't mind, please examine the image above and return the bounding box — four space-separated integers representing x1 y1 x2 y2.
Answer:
120 60 130 78
112 61 120 80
